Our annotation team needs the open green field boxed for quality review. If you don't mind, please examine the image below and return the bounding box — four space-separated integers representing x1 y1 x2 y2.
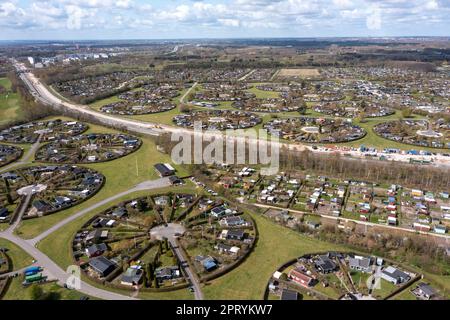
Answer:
202 212 345 299
2 278 93 300
0 239 33 271
36 186 199 300
36 190 345 300
0 77 23 126
14 116 189 239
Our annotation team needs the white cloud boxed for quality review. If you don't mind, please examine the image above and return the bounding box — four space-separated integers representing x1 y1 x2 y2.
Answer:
0 0 448 37
366 5 382 30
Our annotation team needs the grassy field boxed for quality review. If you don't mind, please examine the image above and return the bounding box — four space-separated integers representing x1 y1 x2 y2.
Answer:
247 85 281 99
0 239 34 271
36 191 346 300
14 116 189 239
2 278 92 300
0 77 23 126
202 212 345 299
36 187 200 300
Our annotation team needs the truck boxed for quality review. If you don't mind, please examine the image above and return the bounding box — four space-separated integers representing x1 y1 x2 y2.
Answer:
22 273 47 287
24 266 43 276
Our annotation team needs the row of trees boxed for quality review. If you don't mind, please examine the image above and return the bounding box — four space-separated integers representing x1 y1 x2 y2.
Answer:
156 131 450 191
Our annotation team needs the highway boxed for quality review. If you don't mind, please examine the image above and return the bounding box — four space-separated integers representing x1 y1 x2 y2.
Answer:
14 60 450 169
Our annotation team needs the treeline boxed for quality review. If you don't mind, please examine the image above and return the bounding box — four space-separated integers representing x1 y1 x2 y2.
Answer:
0 73 55 130
280 148 450 191
156 132 450 191
298 223 450 277
164 60 283 70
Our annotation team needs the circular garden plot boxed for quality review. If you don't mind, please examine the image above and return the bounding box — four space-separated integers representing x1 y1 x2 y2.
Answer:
173 110 262 130
264 117 366 143
0 165 104 221
256 84 291 92
266 252 420 301
0 119 88 144
194 83 255 102
313 101 394 118
100 86 178 115
35 133 142 164
72 193 255 291
233 97 304 113
0 144 23 168
374 119 450 149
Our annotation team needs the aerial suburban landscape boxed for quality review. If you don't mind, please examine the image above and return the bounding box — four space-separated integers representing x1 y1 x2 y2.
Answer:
0 0 449 305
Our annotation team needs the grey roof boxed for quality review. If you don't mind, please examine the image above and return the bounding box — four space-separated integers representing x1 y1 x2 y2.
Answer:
349 257 371 269
86 243 107 256
382 266 410 281
227 229 245 238
121 268 143 284
89 256 116 275
280 289 298 300
417 283 435 296
316 255 337 272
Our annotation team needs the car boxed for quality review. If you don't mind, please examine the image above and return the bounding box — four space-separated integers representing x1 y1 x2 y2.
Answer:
79 296 90 300
188 286 194 292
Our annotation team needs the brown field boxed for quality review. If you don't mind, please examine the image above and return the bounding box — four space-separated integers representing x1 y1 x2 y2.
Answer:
277 68 320 78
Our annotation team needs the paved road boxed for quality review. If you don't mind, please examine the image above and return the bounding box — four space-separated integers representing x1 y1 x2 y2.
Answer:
14 62 450 168
30 177 172 245
150 223 204 300
0 135 42 173
0 177 172 300
7 193 32 232
238 69 256 81
170 238 204 300
180 82 198 103
253 203 450 240
0 231 137 300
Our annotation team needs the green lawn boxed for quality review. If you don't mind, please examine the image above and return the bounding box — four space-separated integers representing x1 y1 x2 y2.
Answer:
2 278 92 300
0 77 23 126
0 239 34 271
36 187 199 300
202 212 345 299
14 116 189 239
246 85 281 99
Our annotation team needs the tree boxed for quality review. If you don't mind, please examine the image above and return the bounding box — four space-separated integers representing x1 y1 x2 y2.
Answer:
401 109 412 118
29 284 44 300
3 178 13 205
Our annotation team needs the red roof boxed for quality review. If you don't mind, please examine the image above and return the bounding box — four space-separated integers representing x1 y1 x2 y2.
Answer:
289 269 314 286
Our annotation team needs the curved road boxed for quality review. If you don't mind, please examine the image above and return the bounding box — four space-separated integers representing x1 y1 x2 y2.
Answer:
0 177 174 300
14 60 450 168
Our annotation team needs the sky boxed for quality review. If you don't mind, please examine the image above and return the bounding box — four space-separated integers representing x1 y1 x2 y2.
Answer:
0 0 449 40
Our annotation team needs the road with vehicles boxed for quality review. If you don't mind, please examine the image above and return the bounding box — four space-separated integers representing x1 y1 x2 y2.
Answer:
13 60 450 168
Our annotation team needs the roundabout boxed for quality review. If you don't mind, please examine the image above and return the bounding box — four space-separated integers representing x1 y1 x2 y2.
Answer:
71 192 256 292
